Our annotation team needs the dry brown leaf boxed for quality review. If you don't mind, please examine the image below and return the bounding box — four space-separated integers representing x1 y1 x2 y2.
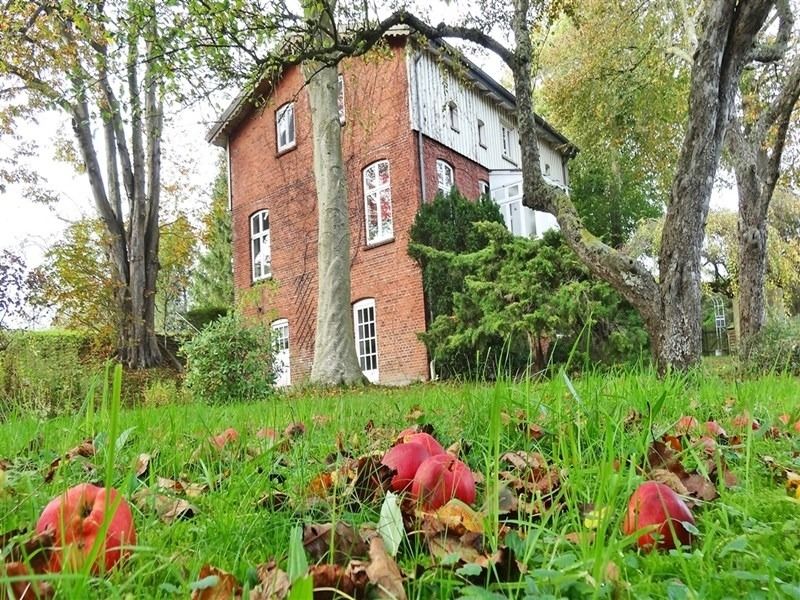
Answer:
365 535 407 600
134 453 152 478
650 469 690 496
683 473 718 501
249 559 290 600
303 522 368 565
427 531 486 565
405 406 424 422
191 565 242 600
309 563 369 600
1 562 54 600
0 529 53 576
421 499 484 537
283 422 306 438
312 414 331 427
132 488 198 523
43 439 95 483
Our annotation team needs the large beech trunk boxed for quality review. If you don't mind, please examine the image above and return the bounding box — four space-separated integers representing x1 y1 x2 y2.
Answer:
304 1 365 385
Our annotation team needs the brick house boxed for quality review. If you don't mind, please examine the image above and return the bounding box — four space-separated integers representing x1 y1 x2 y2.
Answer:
207 29 575 386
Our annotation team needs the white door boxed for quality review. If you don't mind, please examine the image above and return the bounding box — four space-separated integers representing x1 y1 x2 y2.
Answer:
271 319 291 387
353 299 379 383
496 182 526 237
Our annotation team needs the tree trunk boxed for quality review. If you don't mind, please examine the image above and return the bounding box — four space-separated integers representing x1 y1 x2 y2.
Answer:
506 0 774 373
304 2 365 385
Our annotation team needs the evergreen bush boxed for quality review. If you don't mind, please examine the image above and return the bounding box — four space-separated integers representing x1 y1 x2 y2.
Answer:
181 313 276 403
745 316 800 376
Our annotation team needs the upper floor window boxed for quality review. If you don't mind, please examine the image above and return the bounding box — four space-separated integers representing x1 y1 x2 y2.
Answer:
338 74 346 125
250 210 271 281
448 101 459 132
276 102 296 152
363 160 393 244
477 119 486 148
501 123 517 163
544 163 551 177
436 159 454 195
479 180 490 198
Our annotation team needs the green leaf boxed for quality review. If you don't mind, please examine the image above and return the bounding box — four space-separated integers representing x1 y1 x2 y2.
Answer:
189 575 219 591
288 575 313 600
377 492 405 557
719 535 748 557
287 524 308 583
456 563 483 577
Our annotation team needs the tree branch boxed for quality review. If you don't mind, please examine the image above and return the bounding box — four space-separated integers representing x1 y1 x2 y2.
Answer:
750 0 794 63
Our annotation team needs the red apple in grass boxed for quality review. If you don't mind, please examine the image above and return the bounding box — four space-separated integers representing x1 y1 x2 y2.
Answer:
210 427 239 449
623 481 695 551
411 454 476 510
397 432 445 456
35 483 136 572
381 442 432 492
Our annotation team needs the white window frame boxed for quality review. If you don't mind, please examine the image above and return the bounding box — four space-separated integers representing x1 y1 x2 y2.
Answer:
338 74 346 125
479 180 490 198
363 160 393 245
448 101 459 132
250 209 271 282
477 119 486 148
436 159 454 196
271 319 290 387
353 298 378 383
500 123 517 164
276 102 296 152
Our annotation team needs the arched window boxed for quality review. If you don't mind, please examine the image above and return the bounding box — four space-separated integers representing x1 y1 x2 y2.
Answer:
353 298 378 383
436 160 454 195
250 209 271 281
271 319 290 387
363 160 393 244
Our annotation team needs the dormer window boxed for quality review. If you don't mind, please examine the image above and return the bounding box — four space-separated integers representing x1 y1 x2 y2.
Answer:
448 101 459 132
276 103 296 152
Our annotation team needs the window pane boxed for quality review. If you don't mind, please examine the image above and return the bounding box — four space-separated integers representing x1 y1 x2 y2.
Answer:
379 189 392 236
378 161 389 185
364 165 376 191
366 193 379 241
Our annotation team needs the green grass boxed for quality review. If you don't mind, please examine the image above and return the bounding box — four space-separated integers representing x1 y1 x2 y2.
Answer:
2 366 800 598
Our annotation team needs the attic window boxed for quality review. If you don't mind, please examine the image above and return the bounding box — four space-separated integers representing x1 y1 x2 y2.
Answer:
477 119 486 148
544 163 551 176
448 102 459 132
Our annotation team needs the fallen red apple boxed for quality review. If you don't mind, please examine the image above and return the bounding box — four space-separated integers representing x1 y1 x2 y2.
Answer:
623 481 695 551
210 427 239 449
381 442 432 492
704 420 727 438
675 416 698 434
398 432 445 456
732 413 760 430
411 454 475 510
794 421 800 434
778 413 790 426
35 483 136 572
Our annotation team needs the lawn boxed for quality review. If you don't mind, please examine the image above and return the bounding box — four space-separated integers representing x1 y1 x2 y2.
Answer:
2 366 800 599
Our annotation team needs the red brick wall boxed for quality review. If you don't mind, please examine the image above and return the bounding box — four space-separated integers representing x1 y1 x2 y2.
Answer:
228 40 430 385
421 136 490 203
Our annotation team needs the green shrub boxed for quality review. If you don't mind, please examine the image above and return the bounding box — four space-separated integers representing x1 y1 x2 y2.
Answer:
181 313 276 403
183 306 229 332
745 316 800 376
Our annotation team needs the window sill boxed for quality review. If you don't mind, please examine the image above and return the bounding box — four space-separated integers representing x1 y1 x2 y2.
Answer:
365 237 395 250
479 143 487 150
450 126 460 133
276 143 297 157
502 155 518 166
251 274 273 286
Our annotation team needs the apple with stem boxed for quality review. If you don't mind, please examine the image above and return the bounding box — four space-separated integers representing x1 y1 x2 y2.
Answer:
623 481 695 551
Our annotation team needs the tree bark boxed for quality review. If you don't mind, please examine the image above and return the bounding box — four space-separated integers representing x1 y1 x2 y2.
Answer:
730 53 800 356
304 1 365 385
